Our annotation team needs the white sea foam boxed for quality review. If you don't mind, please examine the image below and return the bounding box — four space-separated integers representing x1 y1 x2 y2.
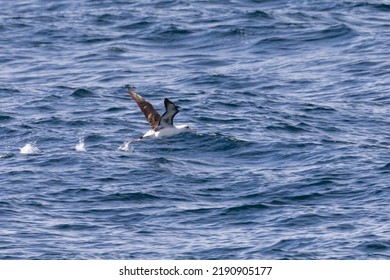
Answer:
118 140 134 153
20 143 41 155
75 138 86 152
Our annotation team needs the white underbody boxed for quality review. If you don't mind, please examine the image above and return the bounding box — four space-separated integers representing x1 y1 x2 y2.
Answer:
142 124 189 139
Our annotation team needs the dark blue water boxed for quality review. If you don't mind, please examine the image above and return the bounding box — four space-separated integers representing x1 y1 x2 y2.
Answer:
1 0 390 259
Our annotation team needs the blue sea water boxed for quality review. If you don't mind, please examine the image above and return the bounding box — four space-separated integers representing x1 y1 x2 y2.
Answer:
1 0 390 259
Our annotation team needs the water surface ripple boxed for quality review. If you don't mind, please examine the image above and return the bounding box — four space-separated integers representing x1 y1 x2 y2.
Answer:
1 0 390 259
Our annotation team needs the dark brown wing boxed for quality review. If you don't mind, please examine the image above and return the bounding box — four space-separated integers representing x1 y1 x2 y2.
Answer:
128 88 161 130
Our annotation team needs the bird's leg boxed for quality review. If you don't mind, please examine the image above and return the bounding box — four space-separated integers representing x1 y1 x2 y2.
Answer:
130 136 145 143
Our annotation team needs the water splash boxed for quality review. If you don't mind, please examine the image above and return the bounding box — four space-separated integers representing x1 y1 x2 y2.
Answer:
20 143 41 155
118 140 134 153
75 138 86 152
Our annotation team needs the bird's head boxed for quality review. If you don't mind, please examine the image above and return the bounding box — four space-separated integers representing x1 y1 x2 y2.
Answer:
177 124 195 133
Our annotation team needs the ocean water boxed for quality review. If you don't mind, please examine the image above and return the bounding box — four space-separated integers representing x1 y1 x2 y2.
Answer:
1 0 389 260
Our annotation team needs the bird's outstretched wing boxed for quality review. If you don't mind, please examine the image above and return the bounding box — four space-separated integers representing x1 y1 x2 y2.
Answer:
159 98 179 128
128 88 161 130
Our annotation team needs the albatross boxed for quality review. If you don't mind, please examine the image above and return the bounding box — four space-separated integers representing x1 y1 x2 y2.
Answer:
128 87 193 140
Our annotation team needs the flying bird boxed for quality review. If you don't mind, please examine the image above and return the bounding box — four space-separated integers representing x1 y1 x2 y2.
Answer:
128 87 193 140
